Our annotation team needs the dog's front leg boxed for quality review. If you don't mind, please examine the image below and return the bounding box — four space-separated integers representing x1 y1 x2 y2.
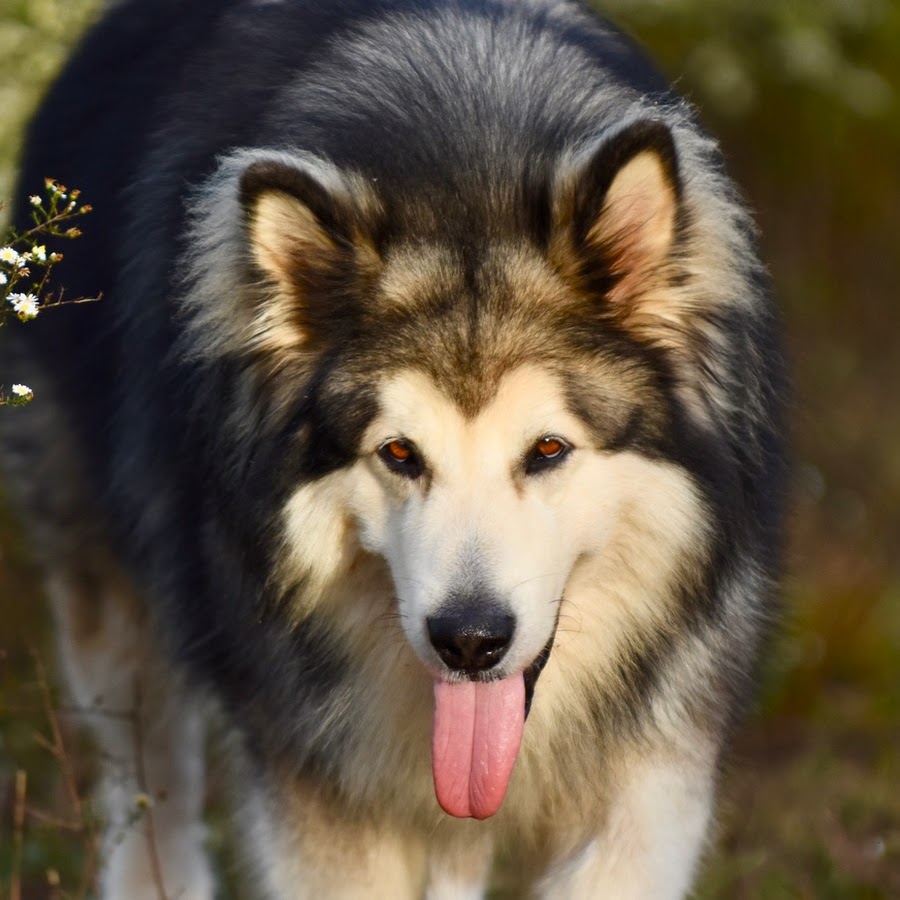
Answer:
247 780 428 899
48 567 213 900
534 747 717 900
425 834 493 900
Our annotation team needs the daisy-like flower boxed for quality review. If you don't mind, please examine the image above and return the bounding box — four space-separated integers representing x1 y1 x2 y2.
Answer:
0 246 21 266
29 195 42 206
0 273 7 285
11 384 33 398
31 245 47 262
8 292 40 321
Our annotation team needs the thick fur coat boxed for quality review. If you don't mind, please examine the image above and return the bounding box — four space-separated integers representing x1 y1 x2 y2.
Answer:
3 1 786 896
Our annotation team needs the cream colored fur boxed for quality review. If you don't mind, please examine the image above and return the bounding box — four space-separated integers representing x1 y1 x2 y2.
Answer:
254 364 716 897
280 365 709 681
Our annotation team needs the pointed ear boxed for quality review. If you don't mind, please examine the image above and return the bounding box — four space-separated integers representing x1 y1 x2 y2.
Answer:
241 159 349 292
239 158 380 349
560 120 681 309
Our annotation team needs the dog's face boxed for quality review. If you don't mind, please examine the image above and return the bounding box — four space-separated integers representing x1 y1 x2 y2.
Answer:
351 363 594 681
226 118 700 683
181 115 727 817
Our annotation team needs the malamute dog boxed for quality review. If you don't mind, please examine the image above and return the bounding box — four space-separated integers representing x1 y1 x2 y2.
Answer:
4 0 786 896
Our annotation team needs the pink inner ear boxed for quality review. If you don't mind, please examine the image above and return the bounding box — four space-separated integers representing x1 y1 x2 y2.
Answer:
588 150 678 306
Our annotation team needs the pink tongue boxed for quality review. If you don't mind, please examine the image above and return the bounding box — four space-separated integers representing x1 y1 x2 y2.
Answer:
431 674 525 819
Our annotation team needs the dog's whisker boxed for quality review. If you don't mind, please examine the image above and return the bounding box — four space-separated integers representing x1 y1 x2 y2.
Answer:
507 571 564 594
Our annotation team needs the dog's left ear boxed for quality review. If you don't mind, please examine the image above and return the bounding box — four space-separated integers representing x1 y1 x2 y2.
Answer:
556 119 681 311
239 157 380 347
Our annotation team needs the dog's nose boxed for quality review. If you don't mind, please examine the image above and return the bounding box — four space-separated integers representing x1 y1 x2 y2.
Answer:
427 609 515 673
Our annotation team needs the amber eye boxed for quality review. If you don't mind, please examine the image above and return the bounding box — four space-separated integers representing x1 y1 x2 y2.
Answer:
378 438 425 479
384 439 412 462
534 437 565 459
524 435 571 475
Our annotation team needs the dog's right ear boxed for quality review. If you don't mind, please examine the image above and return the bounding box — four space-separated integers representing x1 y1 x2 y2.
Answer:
239 158 381 347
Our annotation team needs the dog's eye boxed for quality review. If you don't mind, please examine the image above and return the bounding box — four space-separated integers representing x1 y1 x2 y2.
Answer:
383 439 412 462
534 437 565 459
524 435 571 475
378 439 425 479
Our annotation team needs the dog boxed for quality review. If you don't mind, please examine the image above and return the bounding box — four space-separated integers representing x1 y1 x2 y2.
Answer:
3 0 787 896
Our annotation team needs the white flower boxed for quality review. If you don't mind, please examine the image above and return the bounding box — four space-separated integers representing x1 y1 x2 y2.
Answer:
11 384 33 397
31 245 47 262
8 292 40 320
0 246 20 266
29 195 42 206
0 273 6 285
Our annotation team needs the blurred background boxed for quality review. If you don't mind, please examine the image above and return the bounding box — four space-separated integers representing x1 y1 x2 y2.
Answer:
1 0 898 896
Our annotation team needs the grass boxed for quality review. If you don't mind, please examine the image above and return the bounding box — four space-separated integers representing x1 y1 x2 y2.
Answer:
0 0 100 201
2 1 899 897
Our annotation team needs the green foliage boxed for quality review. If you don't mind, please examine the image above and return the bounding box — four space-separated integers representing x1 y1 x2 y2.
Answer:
598 0 898 122
0 0 102 200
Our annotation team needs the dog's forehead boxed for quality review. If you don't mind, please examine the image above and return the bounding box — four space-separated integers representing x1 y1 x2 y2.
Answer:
377 242 465 311
371 240 577 414
372 364 578 443
377 242 565 305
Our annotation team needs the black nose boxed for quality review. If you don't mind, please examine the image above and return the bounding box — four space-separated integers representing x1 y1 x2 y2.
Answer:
427 608 515 673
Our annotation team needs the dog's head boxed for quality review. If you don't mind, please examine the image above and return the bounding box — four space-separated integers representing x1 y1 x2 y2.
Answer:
183 118 724 816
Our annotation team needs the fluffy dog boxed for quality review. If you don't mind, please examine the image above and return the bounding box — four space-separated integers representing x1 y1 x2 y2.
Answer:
3 0 786 896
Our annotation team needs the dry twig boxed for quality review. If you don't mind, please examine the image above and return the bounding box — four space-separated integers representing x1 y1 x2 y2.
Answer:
132 679 170 900
25 647 99 899
10 769 27 900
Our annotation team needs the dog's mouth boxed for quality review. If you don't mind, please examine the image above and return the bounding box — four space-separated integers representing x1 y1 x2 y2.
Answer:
431 630 556 820
523 631 554 718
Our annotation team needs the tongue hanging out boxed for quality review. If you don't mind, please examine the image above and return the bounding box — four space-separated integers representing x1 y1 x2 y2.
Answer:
431 674 525 819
